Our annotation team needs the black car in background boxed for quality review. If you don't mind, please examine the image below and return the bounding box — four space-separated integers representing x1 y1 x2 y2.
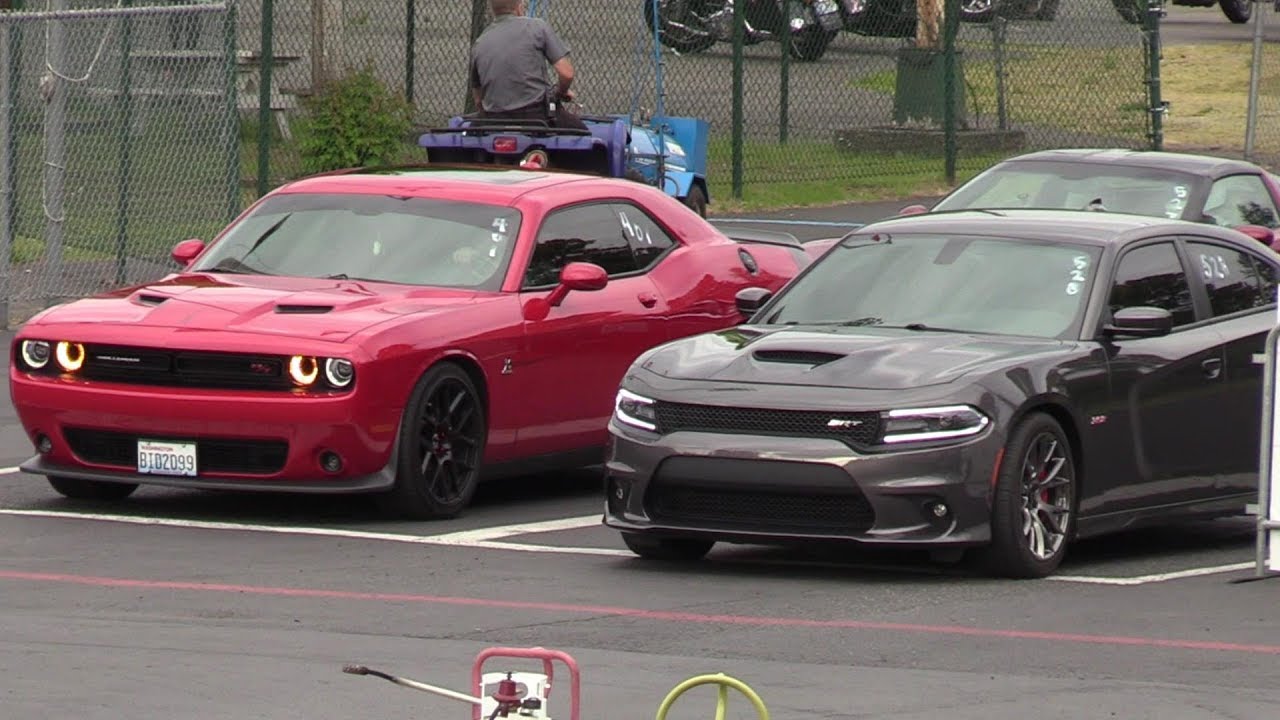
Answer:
906 150 1280 244
604 210 1273 578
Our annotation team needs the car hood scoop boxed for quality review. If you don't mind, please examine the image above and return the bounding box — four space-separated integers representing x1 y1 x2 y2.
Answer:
640 326 1068 390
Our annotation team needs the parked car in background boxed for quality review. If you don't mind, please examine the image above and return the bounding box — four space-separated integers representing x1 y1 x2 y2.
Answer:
9 165 813 520
604 209 1271 578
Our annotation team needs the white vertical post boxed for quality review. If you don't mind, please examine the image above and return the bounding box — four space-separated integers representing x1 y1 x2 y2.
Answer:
42 0 68 308
1270 300 1280 572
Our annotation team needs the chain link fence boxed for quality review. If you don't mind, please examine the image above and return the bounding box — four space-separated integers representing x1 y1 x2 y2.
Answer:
1243 1 1280 169
1 0 237 326
1 0 1162 327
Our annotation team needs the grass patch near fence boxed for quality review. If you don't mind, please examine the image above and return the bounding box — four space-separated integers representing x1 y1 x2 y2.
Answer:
1159 43 1280 154
850 43 1149 141
703 136 1006 212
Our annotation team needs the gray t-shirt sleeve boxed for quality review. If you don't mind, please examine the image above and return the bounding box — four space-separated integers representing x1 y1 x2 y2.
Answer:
538 20 570 64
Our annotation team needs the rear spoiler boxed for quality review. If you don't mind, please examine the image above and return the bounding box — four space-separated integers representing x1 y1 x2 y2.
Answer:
714 226 803 249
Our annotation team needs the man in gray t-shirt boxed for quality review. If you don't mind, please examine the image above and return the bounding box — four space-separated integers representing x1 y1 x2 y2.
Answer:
469 0 586 130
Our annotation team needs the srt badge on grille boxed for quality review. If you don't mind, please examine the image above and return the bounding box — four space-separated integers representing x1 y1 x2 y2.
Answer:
826 418 863 429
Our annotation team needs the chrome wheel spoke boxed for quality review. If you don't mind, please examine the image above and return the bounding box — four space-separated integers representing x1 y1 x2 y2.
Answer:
1017 431 1074 560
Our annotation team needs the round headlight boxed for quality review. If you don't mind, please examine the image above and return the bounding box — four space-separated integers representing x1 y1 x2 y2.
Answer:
323 358 354 388
55 341 85 372
20 340 51 369
288 355 319 386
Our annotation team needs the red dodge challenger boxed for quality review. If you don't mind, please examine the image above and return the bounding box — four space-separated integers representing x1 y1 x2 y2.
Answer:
10 166 811 519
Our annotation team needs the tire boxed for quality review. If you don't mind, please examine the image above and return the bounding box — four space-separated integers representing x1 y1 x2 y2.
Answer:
961 0 998 22
622 533 715 561
643 0 719 56
789 27 837 62
683 184 708 218
48 476 139 501
375 362 487 520
976 413 1078 578
1220 0 1251 23
1112 0 1144 23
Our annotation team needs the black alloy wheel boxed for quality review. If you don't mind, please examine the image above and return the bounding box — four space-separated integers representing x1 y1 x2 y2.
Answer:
377 363 487 520
979 413 1077 578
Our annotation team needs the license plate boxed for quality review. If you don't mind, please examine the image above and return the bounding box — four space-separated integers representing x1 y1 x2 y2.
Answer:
137 439 197 477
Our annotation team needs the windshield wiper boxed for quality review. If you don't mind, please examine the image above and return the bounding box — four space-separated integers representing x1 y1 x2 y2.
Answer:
244 213 292 257
205 257 267 275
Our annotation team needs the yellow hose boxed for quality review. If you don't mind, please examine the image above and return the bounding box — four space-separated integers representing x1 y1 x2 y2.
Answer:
654 673 769 720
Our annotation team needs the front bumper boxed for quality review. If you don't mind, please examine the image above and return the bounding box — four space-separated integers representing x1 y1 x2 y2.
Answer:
602 388 1005 549
11 370 402 493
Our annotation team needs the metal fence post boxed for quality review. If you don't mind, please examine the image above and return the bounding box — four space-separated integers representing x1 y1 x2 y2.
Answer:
224 0 240 222
1244 0 1266 160
42 0 68 308
942 0 958 185
731 0 744 199
404 0 415 106
115 0 134 285
1144 0 1166 151
0 0 19 326
256 0 274 197
779 0 790 144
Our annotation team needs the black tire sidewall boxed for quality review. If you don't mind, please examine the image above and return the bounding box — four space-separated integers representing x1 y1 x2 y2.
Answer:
984 413 1077 578
48 476 139 500
386 363 487 519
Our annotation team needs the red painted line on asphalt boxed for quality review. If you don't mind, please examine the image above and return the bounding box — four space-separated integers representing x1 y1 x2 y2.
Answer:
3 568 1278 656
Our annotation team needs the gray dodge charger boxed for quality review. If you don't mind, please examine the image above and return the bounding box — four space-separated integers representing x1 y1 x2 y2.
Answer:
602 209 1275 578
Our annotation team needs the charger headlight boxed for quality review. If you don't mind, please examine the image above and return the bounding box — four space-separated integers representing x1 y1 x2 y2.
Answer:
20 340 51 370
54 341 85 372
880 405 989 444
614 388 658 432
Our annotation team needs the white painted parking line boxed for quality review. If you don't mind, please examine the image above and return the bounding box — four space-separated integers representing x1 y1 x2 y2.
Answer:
0 466 21 475
1049 562 1256 586
0 507 1254 584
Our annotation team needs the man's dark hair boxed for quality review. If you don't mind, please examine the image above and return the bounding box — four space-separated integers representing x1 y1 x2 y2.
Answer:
490 0 522 15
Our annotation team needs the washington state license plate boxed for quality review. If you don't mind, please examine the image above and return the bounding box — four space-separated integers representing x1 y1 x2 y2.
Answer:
137 439 197 477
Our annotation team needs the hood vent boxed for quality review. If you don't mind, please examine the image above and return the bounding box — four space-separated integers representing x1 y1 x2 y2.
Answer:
275 304 334 314
752 349 845 366
136 293 169 306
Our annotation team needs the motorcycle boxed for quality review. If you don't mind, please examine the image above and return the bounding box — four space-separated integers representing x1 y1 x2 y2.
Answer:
1112 0 1251 24
830 0 1058 41
643 0 845 62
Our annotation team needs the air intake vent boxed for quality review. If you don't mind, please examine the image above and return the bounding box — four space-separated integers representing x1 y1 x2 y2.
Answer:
136 294 169 305
752 349 844 366
275 304 333 314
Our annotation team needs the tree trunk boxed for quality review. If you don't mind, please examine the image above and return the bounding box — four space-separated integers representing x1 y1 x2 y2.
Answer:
312 0 345 89
917 0 943 50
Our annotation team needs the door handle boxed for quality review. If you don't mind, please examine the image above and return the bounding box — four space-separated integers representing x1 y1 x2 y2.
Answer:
1201 357 1223 380
638 292 658 308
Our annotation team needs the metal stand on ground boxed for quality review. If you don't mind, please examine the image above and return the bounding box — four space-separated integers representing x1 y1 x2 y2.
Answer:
1243 303 1280 583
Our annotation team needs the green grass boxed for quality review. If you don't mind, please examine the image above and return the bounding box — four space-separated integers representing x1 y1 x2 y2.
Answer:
703 136 1006 212
851 43 1149 142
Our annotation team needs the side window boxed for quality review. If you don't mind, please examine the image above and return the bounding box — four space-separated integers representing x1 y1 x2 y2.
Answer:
613 202 676 269
1251 253 1279 305
1186 241 1269 316
1204 174 1280 228
1108 242 1196 327
523 204 639 288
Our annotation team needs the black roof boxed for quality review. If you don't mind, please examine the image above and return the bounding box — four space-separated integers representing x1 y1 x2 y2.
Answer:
856 208 1254 248
1000 148 1263 178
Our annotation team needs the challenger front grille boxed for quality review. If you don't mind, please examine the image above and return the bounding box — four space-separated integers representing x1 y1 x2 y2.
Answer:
80 344 292 391
63 428 288 475
653 401 882 447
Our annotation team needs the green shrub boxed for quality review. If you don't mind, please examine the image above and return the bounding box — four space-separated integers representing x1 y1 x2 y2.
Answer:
295 66 416 174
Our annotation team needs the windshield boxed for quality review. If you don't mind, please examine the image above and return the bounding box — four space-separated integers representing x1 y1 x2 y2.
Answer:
191 192 522 291
934 160 1207 220
759 233 1103 339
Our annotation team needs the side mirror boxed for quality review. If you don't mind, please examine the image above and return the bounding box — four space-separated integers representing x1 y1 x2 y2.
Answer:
735 287 773 318
1234 224 1276 247
546 261 608 307
1104 306 1173 338
171 238 206 266
899 204 929 216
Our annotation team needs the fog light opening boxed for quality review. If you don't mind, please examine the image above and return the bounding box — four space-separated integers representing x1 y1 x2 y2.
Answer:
35 434 52 454
606 477 629 513
320 451 343 474
929 501 949 518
